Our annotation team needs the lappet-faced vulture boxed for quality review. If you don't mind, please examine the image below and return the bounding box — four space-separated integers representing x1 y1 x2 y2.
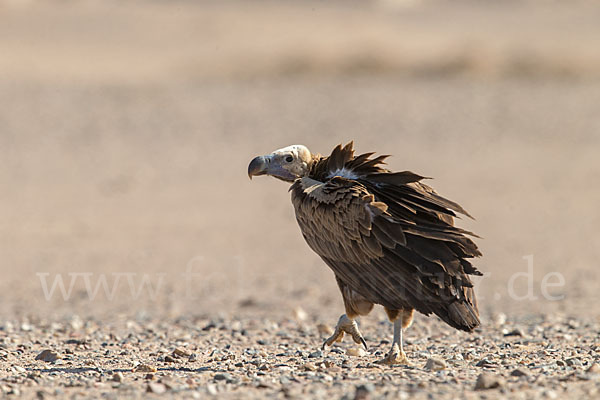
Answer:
248 142 481 364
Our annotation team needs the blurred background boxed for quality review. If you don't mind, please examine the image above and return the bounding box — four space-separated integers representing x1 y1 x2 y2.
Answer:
1 0 599 324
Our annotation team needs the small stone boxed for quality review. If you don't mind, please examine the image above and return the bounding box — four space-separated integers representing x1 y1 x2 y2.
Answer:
133 364 157 373
145 373 155 380
214 373 232 382
493 313 507 325
302 363 316 371
317 324 332 336
21 323 33 331
587 363 600 373
13 366 26 373
346 348 367 357
27 372 41 381
206 384 218 396
147 382 167 394
475 372 504 390
476 358 497 368
328 365 342 373
173 348 191 357
202 322 217 331
293 307 307 321
511 368 529 377
567 320 579 329
308 350 323 358
355 383 375 400
164 355 179 363
503 328 524 337
188 354 198 362
112 372 124 382
425 358 446 371
238 297 257 308
279 376 290 385
565 357 582 367
69 316 83 330
35 350 61 363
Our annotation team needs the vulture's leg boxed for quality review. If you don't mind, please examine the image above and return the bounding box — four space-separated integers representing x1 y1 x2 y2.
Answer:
322 278 374 351
377 307 414 365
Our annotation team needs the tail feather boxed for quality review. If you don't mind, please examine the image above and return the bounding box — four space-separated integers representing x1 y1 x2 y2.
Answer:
436 287 480 332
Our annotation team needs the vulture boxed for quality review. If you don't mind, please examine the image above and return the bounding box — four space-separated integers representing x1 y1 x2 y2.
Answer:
248 142 481 364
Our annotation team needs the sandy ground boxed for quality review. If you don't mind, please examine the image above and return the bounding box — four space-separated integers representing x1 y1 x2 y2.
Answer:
1 0 599 398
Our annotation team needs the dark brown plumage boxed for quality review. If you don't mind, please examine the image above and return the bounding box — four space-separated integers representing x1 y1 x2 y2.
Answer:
249 141 482 364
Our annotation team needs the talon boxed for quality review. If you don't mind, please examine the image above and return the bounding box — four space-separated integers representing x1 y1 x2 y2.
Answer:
322 314 366 352
322 327 344 349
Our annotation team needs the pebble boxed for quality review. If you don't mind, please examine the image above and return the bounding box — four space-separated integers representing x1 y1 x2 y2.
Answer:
133 364 157 373
476 358 497 368
493 313 507 325
112 372 124 382
214 373 232 382
173 348 191 357
503 328 525 337
317 324 333 336
511 368 529 377
355 383 375 400
565 357 582 367
425 358 446 371
346 348 367 357
279 375 291 385
302 363 316 371
21 323 33 332
206 384 218 396
586 363 599 373
475 372 505 390
35 350 61 363
309 350 323 358
147 382 167 394
293 307 308 321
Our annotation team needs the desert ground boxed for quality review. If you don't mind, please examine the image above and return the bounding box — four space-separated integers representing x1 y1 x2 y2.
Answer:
1 0 599 398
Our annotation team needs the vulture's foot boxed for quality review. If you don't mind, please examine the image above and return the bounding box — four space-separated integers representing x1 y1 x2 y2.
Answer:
322 314 367 351
376 343 410 366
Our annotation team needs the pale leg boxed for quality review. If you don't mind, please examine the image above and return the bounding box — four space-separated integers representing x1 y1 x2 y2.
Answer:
376 319 409 365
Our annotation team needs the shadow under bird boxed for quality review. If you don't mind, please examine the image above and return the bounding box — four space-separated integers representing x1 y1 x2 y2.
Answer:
248 142 482 364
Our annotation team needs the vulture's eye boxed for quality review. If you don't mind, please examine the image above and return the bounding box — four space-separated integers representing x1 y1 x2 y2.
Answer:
285 155 294 163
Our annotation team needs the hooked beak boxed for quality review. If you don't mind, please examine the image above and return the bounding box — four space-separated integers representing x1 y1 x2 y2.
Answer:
248 155 269 180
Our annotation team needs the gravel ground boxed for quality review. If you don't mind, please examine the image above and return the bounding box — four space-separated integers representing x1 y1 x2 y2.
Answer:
1 313 599 399
1 1 600 399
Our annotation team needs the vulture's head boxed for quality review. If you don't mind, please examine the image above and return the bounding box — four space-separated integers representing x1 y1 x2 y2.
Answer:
248 145 313 182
